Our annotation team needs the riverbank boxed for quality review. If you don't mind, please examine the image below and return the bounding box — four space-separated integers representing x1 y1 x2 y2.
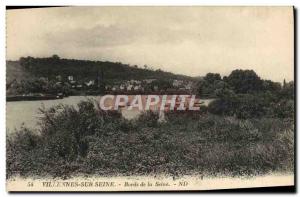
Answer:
7 100 294 179
6 96 214 132
6 93 64 102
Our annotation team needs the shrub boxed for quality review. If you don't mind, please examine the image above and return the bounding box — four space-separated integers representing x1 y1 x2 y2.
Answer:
208 93 294 119
7 101 294 179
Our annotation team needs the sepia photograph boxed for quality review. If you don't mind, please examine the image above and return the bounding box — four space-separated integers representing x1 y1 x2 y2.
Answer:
5 6 295 191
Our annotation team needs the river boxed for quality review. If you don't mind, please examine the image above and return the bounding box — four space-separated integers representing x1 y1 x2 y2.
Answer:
6 96 214 133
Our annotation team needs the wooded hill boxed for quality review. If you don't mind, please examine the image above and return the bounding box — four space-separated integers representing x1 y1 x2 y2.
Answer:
7 55 193 84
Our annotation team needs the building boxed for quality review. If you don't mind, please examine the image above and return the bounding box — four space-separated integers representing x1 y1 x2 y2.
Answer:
173 80 183 87
134 85 141 91
68 76 74 81
85 80 95 87
127 84 133 91
144 79 156 84
120 85 125 90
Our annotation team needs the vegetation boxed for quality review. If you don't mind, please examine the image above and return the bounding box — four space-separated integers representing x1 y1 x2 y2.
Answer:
13 55 192 82
7 56 194 95
195 70 287 97
196 70 294 119
6 56 294 179
7 78 73 95
7 100 294 179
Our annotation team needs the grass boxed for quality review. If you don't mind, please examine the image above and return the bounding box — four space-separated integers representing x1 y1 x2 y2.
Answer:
6 101 294 179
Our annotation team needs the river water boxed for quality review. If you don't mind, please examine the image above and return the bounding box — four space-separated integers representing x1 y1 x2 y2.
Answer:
6 96 214 133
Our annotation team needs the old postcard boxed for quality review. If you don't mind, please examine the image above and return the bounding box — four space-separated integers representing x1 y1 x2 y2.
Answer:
6 6 294 192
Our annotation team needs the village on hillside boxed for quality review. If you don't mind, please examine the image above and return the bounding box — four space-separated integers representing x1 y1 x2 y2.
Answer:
6 68 196 100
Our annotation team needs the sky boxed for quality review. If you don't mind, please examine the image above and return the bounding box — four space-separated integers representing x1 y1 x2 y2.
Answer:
6 6 294 82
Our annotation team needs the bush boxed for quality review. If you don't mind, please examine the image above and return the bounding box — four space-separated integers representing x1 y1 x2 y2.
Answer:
7 101 294 179
272 100 294 118
208 92 294 119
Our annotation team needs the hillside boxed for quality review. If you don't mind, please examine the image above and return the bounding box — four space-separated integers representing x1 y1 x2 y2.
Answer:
7 56 193 84
6 61 32 84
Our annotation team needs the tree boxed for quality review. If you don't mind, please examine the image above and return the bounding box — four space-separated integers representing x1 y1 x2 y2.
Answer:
196 79 209 96
280 81 294 99
19 56 35 70
262 80 281 93
196 73 228 98
225 69 262 93
204 73 221 84
52 54 60 60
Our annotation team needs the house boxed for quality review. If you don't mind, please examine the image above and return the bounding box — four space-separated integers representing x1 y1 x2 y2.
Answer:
127 84 133 91
184 82 193 90
144 79 156 84
129 80 141 85
134 85 141 91
173 80 183 87
68 76 74 81
120 85 125 90
85 80 94 87
69 80 76 84
112 85 119 91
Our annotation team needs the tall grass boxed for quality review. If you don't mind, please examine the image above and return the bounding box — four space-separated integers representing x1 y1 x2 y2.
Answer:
7 101 294 179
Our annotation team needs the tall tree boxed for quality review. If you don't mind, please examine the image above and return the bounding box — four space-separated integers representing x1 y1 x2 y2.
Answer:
225 69 262 93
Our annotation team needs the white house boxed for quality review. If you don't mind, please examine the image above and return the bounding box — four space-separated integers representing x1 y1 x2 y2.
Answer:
173 80 183 87
127 84 133 91
85 80 94 87
68 76 74 81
